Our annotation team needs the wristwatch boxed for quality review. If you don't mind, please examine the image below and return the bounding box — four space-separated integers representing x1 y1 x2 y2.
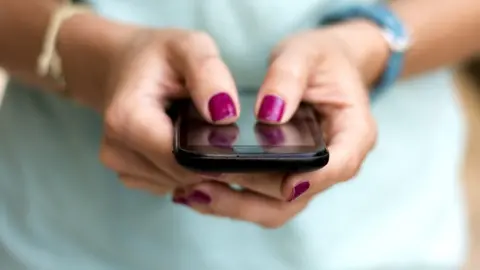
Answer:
321 4 411 99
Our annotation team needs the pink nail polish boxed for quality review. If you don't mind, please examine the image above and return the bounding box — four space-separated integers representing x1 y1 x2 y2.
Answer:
173 197 189 206
208 92 237 122
288 181 310 202
187 190 212 204
258 95 285 123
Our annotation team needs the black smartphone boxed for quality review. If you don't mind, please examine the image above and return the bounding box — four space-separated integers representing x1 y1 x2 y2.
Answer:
172 93 329 173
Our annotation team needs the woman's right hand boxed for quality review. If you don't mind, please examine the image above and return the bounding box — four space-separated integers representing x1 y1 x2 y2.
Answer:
66 26 240 195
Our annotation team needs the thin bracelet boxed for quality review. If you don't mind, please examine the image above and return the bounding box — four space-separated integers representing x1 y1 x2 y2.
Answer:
37 1 91 90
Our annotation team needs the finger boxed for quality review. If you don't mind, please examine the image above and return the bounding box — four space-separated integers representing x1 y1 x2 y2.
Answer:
104 85 202 186
100 137 177 185
120 174 173 196
282 106 377 202
220 173 285 200
174 181 308 228
256 45 313 124
170 32 239 124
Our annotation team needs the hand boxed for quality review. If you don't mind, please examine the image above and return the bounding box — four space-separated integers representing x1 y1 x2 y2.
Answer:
62 23 241 195
173 22 386 228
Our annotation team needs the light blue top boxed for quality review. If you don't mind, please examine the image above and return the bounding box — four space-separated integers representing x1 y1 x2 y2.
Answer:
0 0 468 269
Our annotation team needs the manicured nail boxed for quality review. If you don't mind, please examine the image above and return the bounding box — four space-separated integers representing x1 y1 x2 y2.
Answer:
258 94 285 122
172 197 189 206
288 181 310 202
208 92 237 122
187 190 212 204
208 129 236 147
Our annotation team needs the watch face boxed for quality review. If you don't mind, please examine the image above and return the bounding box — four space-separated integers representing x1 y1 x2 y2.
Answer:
381 30 410 52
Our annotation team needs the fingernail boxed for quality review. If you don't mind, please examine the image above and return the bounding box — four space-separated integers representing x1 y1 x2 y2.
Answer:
208 129 236 147
187 190 212 204
173 197 189 206
288 181 310 202
258 94 285 123
208 92 237 122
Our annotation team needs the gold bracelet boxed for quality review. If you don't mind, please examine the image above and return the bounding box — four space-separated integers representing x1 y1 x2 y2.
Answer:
37 1 91 93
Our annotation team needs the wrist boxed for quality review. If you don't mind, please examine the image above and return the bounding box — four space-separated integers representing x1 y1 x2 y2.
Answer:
325 20 390 88
57 13 138 111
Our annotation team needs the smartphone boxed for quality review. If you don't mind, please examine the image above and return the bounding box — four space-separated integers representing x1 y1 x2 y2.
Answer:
172 93 329 173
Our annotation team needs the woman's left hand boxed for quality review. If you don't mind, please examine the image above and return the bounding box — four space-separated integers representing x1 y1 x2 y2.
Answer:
173 23 387 228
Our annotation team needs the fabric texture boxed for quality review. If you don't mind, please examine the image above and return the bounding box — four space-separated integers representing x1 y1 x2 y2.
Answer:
0 0 468 269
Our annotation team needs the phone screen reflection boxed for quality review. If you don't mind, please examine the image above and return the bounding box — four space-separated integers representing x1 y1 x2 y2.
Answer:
186 105 317 152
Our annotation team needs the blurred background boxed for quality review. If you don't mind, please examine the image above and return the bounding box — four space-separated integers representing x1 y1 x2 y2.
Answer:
0 59 479 269
457 58 480 270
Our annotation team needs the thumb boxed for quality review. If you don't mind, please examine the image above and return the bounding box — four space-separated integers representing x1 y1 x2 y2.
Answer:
256 47 312 124
172 32 239 124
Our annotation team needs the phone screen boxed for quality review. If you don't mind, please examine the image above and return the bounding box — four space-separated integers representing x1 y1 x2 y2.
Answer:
178 94 325 155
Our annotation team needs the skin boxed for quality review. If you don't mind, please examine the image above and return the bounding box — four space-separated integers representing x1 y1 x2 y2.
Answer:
0 0 479 228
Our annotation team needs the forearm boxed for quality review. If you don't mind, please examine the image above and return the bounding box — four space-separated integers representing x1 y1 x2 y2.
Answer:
0 0 56 76
392 0 480 76
0 0 132 97
331 0 480 86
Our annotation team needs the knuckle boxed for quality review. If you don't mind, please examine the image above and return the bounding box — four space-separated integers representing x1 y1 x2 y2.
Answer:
226 202 264 224
259 218 286 229
258 204 291 229
195 55 222 78
269 60 303 81
228 204 253 221
274 201 292 212
342 155 362 181
177 31 217 54
186 31 216 49
120 176 139 188
174 31 222 79
104 105 126 137
99 146 119 171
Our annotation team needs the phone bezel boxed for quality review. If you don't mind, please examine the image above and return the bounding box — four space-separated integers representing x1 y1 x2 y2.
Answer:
172 101 329 173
